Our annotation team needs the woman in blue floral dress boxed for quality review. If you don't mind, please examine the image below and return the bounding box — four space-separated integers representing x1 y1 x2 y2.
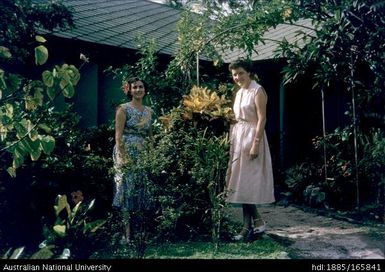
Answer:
112 77 152 244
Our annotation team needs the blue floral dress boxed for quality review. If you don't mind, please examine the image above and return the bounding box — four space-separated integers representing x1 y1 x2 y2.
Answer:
112 103 152 211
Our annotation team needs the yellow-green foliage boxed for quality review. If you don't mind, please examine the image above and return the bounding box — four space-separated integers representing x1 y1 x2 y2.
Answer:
182 85 234 122
159 86 234 132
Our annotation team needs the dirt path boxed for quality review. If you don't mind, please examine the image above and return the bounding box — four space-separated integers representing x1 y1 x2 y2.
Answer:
227 204 384 259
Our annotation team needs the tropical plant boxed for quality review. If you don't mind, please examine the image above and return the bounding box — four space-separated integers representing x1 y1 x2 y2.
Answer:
182 85 234 122
0 103 115 257
0 0 80 177
0 41 81 177
31 194 107 259
161 85 235 136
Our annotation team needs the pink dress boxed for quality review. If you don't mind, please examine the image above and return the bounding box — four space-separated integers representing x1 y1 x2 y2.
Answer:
226 80 275 204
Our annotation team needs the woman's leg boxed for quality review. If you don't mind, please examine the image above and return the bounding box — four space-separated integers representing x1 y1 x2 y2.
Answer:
248 204 264 227
248 205 266 235
240 204 252 233
233 204 252 240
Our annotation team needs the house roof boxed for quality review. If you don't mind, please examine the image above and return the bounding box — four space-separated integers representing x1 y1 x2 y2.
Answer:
219 18 314 63
46 0 182 57
44 0 314 63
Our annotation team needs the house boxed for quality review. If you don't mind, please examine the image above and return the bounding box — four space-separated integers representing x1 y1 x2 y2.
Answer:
42 0 348 169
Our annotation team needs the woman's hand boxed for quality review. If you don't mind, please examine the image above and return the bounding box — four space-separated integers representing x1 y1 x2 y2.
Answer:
249 143 259 160
116 150 127 166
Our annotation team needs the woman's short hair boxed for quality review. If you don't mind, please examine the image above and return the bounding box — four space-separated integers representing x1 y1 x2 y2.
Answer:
228 59 254 73
122 76 146 93
126 76 145 87
121 76 146 99
228 59 258 80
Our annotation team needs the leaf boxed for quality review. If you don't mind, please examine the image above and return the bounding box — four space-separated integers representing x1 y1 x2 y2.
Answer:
54 195 71 217
25 95 37 111
0 46 12 59
7 167 16 177
12 153 25 168
47 87 56 100
18 139 33 154
83 219 106 234
0 125 7 141
62 83 75 98
67 65 80 85
38 124 51 133
34 88 44 106
30 147 41 161
0 68 6 91
14 120 28 139
9 247 24 259
40 135 55 154
5 103 14 117
42 71 54 87
35 35 47 43
29 128 39 141
53 225 66 237
70 201 82 223
86 199 96 212
35 45 48 66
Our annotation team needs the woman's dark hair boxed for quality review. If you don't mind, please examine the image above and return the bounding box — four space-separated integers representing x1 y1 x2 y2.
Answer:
228 59 253 73
228 59 258 80
126 76 146 88
122 76 146 97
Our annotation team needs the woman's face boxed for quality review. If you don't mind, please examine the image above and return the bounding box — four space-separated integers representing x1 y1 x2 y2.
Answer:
231 67 251 88
129 80 145 99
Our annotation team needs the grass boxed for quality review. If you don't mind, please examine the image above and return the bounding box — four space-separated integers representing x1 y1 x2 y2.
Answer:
95 235 289 259
146 239 286 259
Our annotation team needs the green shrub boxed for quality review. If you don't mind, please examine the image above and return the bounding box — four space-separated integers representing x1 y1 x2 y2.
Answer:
284 126 385 220
120 86 234 246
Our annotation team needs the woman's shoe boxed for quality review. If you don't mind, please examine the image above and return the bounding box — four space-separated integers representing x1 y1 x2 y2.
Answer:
252 221 266 235
232 234 244 241
232 228 251 241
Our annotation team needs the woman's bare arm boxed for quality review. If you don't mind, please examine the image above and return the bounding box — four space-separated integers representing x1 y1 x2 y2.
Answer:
115 106 126 164
250 87 267 159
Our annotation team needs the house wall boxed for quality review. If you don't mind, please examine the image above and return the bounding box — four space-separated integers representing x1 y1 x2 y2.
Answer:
97 73 125 125
72 63 99 127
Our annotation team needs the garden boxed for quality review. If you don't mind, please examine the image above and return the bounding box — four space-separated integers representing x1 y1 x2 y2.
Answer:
0 0 384 260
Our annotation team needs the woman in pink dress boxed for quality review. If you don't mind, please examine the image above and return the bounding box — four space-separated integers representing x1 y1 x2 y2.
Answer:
226 59 275 241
